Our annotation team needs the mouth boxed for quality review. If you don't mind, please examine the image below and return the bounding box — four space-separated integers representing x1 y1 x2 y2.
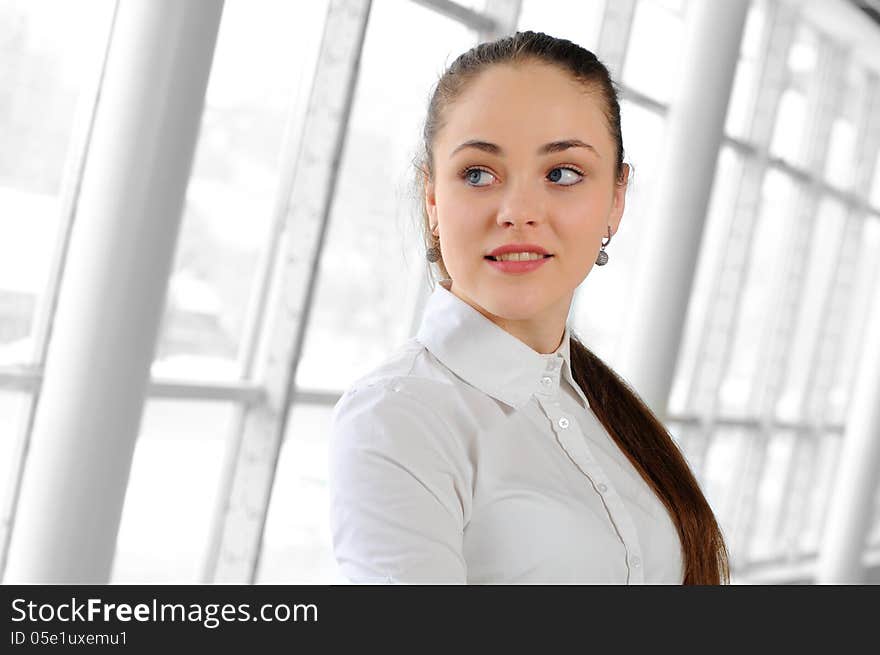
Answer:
484 254 554 274
483 254 554 262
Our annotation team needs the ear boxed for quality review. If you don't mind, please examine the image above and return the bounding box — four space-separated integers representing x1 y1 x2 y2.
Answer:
423 166 438 228
608 163 629 235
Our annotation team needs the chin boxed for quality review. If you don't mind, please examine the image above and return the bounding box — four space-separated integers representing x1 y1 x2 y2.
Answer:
480 289 551 320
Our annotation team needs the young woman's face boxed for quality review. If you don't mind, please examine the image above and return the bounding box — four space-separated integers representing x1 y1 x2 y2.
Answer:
425 61 628 323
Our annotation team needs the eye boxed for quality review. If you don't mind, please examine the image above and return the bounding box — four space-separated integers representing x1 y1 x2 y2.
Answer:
460 166 497 187
547 166 583 186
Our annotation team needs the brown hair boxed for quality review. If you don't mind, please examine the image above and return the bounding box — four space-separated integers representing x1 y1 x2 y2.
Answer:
414 30 729 584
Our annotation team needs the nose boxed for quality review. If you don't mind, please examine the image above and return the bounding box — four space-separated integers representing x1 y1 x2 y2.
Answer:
495 177 545 229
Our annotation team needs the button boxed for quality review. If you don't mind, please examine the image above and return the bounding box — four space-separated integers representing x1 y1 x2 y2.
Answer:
541 376 552 386
631 556 641 568
597 482 607 492
558 417 570 429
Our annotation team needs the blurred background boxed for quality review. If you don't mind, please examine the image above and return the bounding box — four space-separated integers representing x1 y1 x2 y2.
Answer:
1 0 879 585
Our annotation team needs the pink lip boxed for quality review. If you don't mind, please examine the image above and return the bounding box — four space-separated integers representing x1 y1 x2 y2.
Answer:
485 255 553 274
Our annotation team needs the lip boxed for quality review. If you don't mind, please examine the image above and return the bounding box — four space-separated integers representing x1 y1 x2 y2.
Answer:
485 255 553 274
486 242 551 257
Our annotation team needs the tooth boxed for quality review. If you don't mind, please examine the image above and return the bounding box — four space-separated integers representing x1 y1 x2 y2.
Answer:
494 251 546 261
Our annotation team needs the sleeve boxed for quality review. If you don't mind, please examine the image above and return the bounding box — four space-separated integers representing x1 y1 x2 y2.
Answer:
327 381 471 584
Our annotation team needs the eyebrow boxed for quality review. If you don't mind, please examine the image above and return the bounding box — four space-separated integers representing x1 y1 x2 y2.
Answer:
450 138 600 159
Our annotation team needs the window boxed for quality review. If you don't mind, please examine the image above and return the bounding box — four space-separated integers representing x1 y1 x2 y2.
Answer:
621 0 688 104
0 390 31 518
768 24 818 166
257 402 342 583
112 399 237 583
824 62 868 191
152 0 329 382
0 0 115 367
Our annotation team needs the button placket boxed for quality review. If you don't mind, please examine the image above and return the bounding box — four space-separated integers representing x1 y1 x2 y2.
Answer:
536 363 560 399
550 411 646 584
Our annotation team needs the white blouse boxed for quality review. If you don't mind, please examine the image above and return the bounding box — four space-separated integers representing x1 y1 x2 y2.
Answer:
328 278 684 584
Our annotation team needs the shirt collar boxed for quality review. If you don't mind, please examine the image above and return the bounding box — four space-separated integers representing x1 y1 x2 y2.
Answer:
415 279 573 409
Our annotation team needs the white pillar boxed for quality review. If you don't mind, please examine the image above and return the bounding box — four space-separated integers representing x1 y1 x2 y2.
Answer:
616 0 749 421
3 0 223 583
815 242 880 583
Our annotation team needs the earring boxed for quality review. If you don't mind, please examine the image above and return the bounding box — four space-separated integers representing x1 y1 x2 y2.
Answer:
595 226 612 266
426 224 440 262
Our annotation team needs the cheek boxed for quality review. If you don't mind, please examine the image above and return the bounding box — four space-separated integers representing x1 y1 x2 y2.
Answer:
557 201 603 239
438 190 483 237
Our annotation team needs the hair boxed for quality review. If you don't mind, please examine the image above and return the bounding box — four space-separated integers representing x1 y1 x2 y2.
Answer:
413 30 730 585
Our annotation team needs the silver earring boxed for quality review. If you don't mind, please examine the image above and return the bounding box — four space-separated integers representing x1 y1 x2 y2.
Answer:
595 226 612 266
426 224 440 262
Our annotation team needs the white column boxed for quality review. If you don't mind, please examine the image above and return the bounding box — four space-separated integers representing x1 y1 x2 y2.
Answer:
616 0 749 421
816 275 880 584
3 0 223 583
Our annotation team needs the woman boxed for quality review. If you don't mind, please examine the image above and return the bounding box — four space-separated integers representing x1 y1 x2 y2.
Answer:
328 30 729 584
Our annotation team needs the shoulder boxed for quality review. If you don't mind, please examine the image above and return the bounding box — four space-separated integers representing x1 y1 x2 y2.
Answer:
333 337 462 426
329 339 472 479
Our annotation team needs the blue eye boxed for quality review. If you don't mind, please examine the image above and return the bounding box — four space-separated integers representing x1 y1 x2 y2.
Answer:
462 167 495 187
548 167 583 185
460 165 583 187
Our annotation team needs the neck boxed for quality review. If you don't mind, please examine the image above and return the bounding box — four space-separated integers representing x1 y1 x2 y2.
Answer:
447 281 571 354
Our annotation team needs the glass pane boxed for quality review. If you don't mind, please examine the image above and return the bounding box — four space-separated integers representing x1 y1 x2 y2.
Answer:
870 151 880 210
824 62 867 191
152 0 329 381
111 399 237 583
825 118 856 190
720 168 798 416
770 432 819 557
700 427 749 562
667 421 703 473
669 147 744 415
769 89 807 165
724 0 767 141
258 401 343 583
621 0 686 105
571 101 666 366
768 24 819 167
0 390 30 522
0 0 115 366
798 431 841 554
775 197 846 423
295 1 476 392
747 429 796 561
516 0 605 52
827 218 880 424
868 484 880 547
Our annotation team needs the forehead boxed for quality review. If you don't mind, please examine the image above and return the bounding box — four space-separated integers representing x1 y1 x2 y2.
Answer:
437 61 611 154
